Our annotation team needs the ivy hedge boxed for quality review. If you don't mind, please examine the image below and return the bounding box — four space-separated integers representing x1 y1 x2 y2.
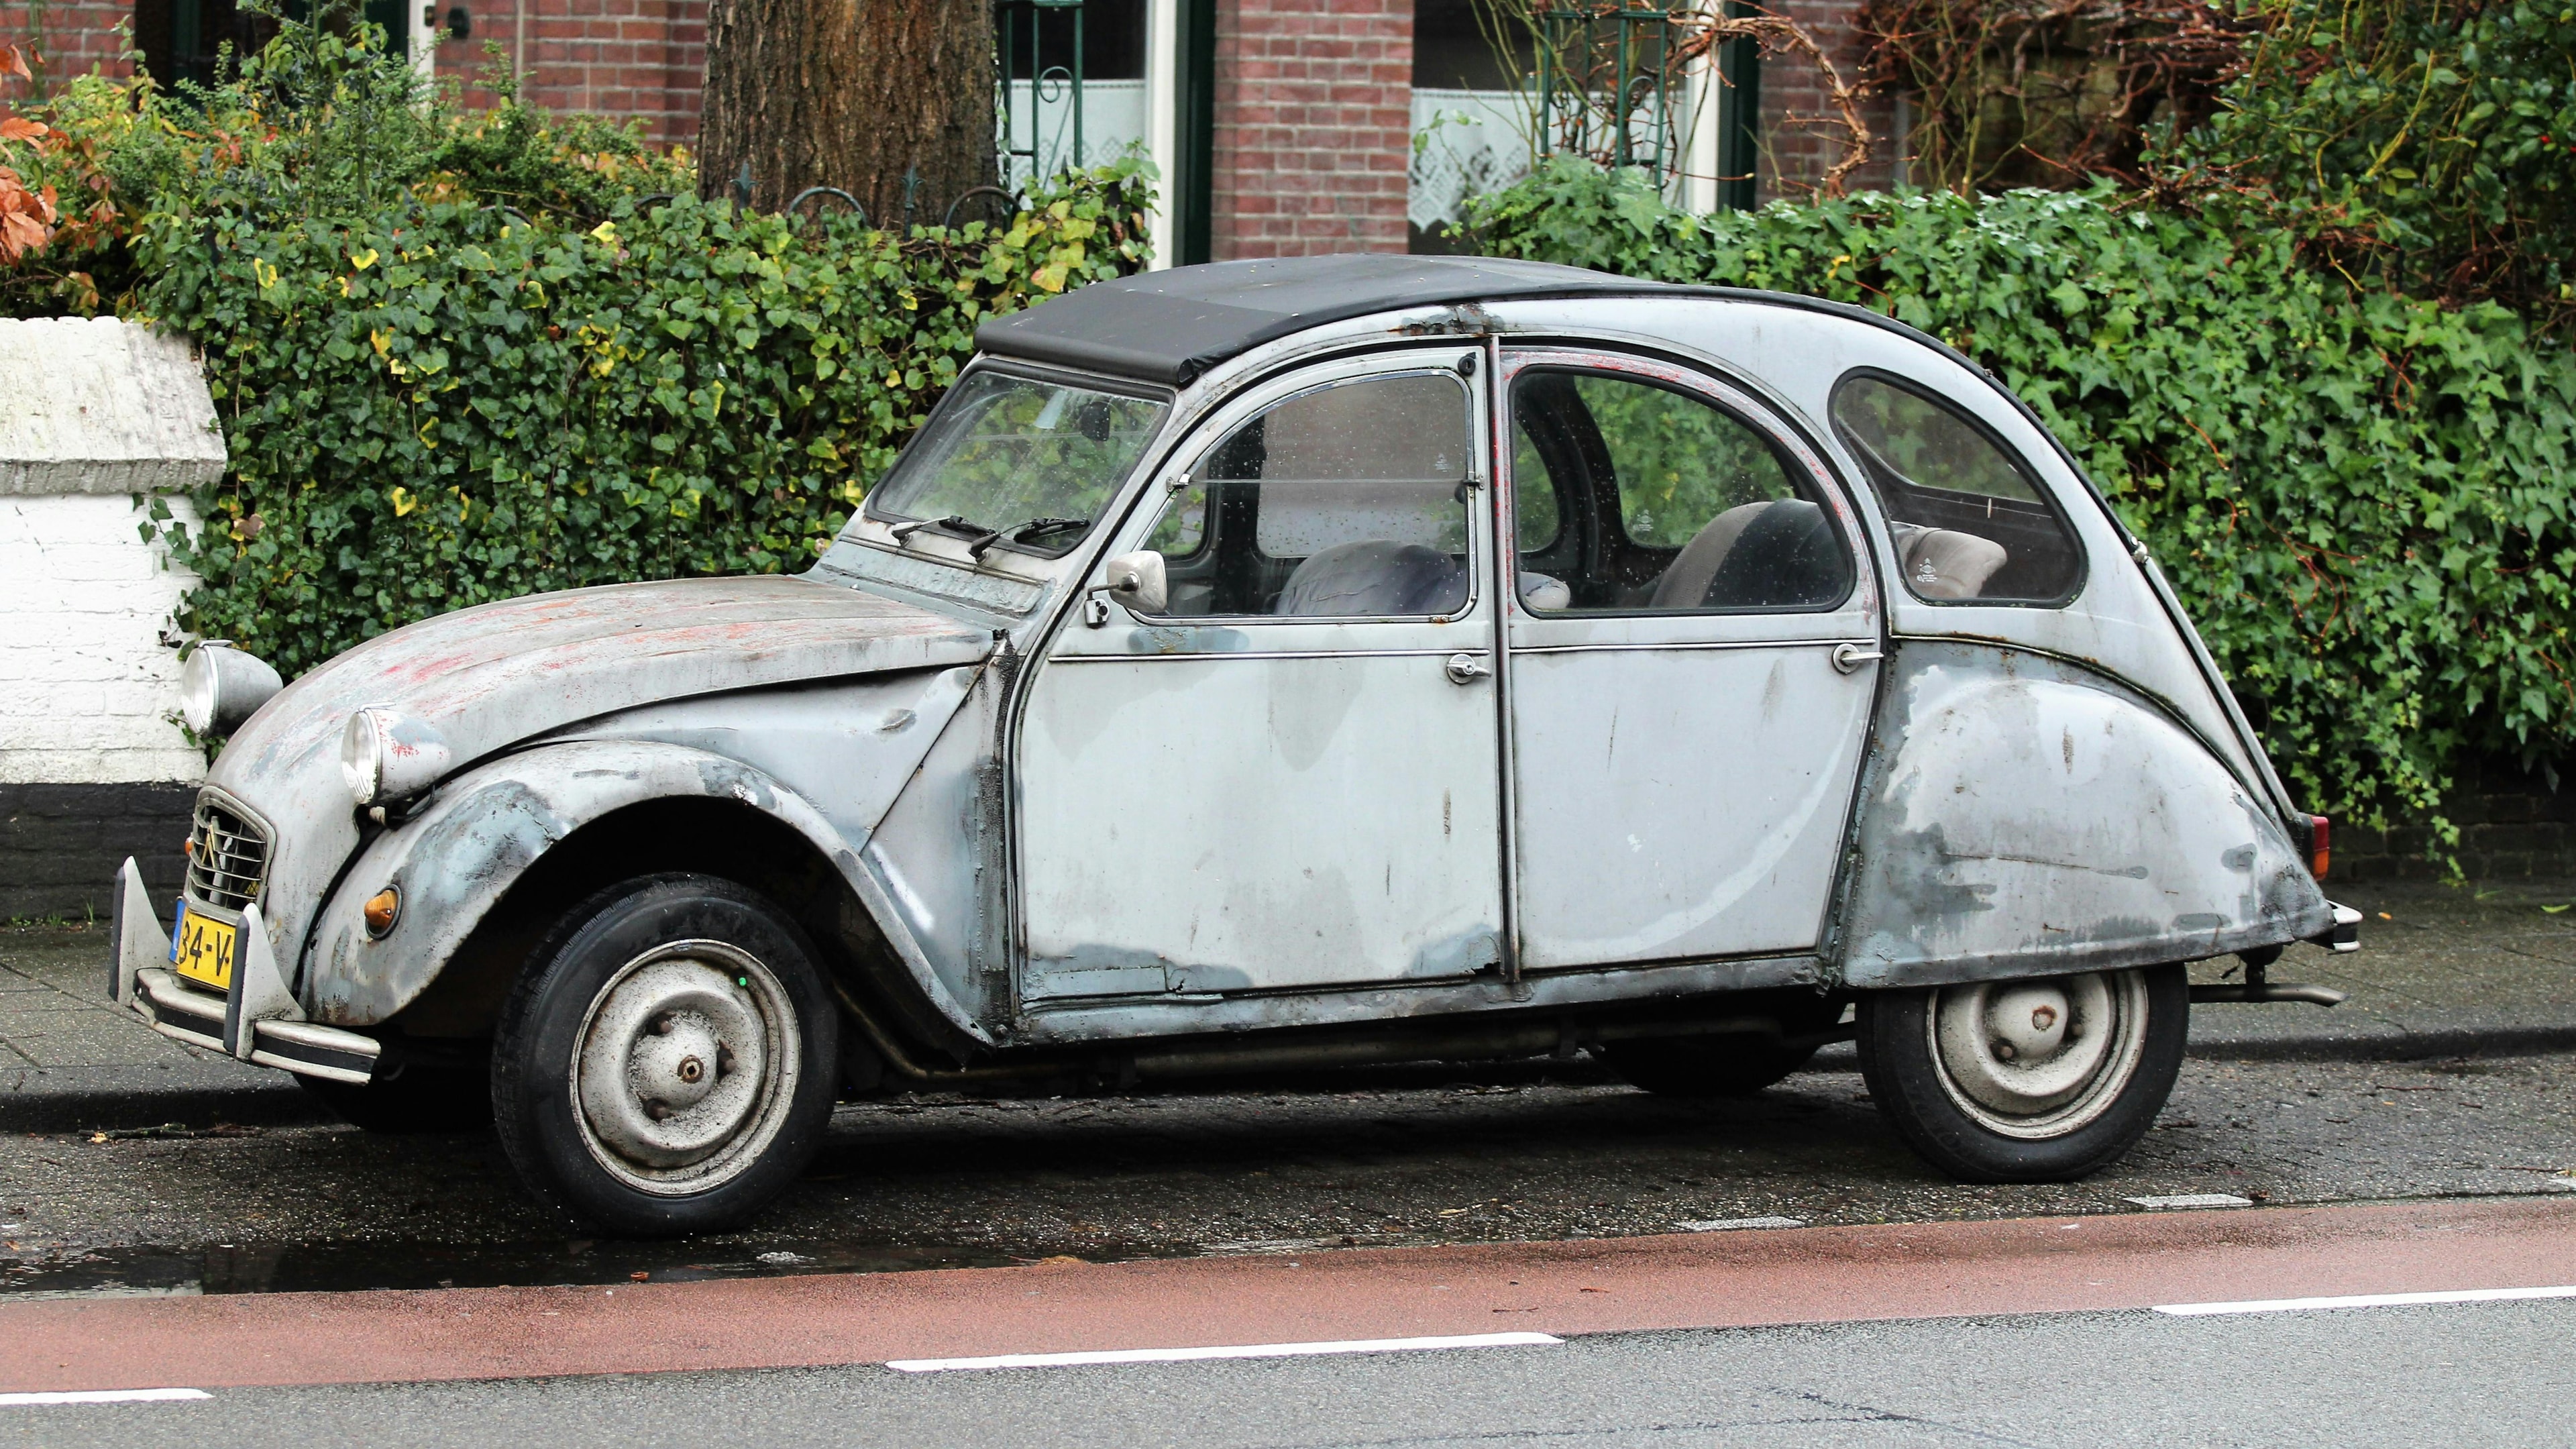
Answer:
1467 160 2576 837
142 178 1150 677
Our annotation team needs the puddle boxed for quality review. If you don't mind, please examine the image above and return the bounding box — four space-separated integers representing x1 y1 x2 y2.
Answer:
0 1233 1188 1301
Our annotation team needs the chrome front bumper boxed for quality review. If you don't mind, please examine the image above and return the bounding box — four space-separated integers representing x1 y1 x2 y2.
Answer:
112 858 380 1086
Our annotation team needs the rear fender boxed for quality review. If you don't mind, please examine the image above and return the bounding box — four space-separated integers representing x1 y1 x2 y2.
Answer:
1837 641 2333 988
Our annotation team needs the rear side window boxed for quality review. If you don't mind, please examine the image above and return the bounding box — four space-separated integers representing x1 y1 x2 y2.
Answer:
1830 373 2083 604
1509 370 1851 614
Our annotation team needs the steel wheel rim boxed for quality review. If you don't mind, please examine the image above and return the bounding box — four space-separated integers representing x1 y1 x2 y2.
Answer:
1927 969 2149 1140
570 939 800 1196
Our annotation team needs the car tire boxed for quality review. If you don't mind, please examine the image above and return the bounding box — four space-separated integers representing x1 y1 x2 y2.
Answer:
1858 965 2186 1183
490 873 841 1236
1599 1035 1822 1097
299 1060 492 1134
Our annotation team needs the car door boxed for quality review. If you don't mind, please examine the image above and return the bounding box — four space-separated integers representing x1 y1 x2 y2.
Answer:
1014 349 1505 1001
1499 347 1881 970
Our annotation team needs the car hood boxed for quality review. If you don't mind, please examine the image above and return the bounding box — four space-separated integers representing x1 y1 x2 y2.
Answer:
207 575 993 955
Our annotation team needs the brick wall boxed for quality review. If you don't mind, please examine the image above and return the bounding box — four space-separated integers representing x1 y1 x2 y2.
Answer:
1213 0 1412 260
437 0 706 146
11 0 136 84
2331 759 2576 883
1755 0 1896 198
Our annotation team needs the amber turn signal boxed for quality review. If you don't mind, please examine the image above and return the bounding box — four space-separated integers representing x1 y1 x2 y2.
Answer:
362 887 402 938
2308 814 2330 881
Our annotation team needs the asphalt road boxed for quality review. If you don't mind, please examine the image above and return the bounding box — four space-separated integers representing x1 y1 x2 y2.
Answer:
3 1050 2573 1295
6 1295 2570 1448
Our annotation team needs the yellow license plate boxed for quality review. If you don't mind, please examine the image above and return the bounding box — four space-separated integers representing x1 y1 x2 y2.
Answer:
174 908 237 991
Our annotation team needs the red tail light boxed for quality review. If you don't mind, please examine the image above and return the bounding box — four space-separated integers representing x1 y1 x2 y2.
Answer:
2308 815 2330 880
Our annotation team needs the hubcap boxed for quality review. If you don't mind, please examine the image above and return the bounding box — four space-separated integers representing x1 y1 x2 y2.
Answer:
1928 969 2149 1139
571 941 799 1195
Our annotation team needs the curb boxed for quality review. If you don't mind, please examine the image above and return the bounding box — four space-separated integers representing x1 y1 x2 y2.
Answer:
2181 1024 2576 1064
0 1066 329 1134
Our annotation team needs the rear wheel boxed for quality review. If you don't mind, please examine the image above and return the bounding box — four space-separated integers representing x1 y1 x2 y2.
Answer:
491 874 839 1236
1858 965 2185 1182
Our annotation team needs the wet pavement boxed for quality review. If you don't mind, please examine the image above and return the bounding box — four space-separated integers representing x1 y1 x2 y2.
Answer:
2 878 2571 1301
2 1051 2570 1300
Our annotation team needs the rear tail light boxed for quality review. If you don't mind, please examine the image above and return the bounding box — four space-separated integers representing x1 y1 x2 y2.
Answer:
2308 815 2330 880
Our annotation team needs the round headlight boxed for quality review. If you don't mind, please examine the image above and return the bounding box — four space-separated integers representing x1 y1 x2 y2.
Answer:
179 643 284 737
340 707 452 808
341 708 387 805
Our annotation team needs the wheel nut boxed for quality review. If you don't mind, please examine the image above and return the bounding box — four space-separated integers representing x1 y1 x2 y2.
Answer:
1993 1039 2018 1061
2031 1005 2059 1032
651 1014 674 1035
677 1055 704 1085
717 1045 737 1077
646 1102 672 1121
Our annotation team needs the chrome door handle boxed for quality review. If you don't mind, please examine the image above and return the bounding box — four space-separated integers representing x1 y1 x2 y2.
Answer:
1444 651 1492 686
1831 642 1884 674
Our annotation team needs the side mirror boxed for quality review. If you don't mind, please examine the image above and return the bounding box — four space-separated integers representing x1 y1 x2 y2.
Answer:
1090 549 1167 619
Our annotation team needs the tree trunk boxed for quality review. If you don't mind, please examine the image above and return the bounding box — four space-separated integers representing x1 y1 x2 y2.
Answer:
697 0 996 225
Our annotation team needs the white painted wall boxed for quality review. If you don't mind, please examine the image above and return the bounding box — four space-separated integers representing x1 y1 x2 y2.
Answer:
0 317 223 787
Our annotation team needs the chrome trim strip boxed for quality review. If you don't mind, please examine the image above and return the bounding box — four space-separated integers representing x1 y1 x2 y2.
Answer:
1049 647 1468 663
1507 637 1876 657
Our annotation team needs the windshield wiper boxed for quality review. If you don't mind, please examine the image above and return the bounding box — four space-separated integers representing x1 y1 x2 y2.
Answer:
967 516 1089 559
890 515 1002 553
888 514 1089 561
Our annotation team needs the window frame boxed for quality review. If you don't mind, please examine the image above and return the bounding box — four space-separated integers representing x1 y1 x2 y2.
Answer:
1505 361 1859 619
1124 360 1487 625
1827 366 2090 609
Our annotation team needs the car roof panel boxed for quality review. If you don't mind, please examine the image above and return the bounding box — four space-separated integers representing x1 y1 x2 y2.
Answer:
971 254 1677 386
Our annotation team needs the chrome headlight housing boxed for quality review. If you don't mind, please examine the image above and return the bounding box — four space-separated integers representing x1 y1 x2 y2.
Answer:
340 707 452 806
178 643 284 737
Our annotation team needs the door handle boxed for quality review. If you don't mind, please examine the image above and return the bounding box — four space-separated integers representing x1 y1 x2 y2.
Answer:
1444 651 1493 686
1831 642 1884 674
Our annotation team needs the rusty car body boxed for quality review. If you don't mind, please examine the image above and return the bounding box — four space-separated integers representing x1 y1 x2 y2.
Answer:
113 255 2360 1232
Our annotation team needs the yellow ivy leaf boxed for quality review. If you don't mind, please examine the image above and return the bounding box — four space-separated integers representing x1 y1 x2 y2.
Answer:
389 486 418 517
350 248 378 270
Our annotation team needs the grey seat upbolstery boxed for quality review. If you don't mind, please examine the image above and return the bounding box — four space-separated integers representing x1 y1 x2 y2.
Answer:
1271 539 1468 617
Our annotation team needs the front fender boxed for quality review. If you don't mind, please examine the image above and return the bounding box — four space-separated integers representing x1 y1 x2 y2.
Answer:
300 740 983 1040
1837 641 2332 989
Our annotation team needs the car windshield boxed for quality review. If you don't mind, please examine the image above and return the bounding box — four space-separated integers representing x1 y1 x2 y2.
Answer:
865 370 1168 549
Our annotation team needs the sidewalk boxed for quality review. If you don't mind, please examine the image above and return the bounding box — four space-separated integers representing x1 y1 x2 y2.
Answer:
6 877 2573 1132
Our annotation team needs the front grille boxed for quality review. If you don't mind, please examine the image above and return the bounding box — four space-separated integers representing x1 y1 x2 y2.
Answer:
185 794 270 911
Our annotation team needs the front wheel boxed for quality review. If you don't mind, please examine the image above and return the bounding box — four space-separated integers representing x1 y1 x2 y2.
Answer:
491 875 840 1236
1858 965 2186 1182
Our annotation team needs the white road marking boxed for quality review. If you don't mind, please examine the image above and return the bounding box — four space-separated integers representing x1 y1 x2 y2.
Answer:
2125 1194 2254 1210
888 1332 1562 1373
2155 1285 2576 1317
0 1389 211 1406
1676 1217 1807 1232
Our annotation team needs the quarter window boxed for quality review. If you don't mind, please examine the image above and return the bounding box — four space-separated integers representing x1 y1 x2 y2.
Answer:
1140 372 1475 618
1829 374 2084 603
1508 370 1851 613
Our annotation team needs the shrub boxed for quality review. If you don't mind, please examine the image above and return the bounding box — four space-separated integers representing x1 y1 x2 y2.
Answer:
54 5 1156 678
1468 159 2576 841
140 174 1152 679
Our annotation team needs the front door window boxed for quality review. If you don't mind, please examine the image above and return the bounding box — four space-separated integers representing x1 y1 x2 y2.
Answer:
1143 371 1476 618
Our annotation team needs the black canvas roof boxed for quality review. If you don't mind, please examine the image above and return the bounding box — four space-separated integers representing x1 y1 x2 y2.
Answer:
971 254 1672 386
